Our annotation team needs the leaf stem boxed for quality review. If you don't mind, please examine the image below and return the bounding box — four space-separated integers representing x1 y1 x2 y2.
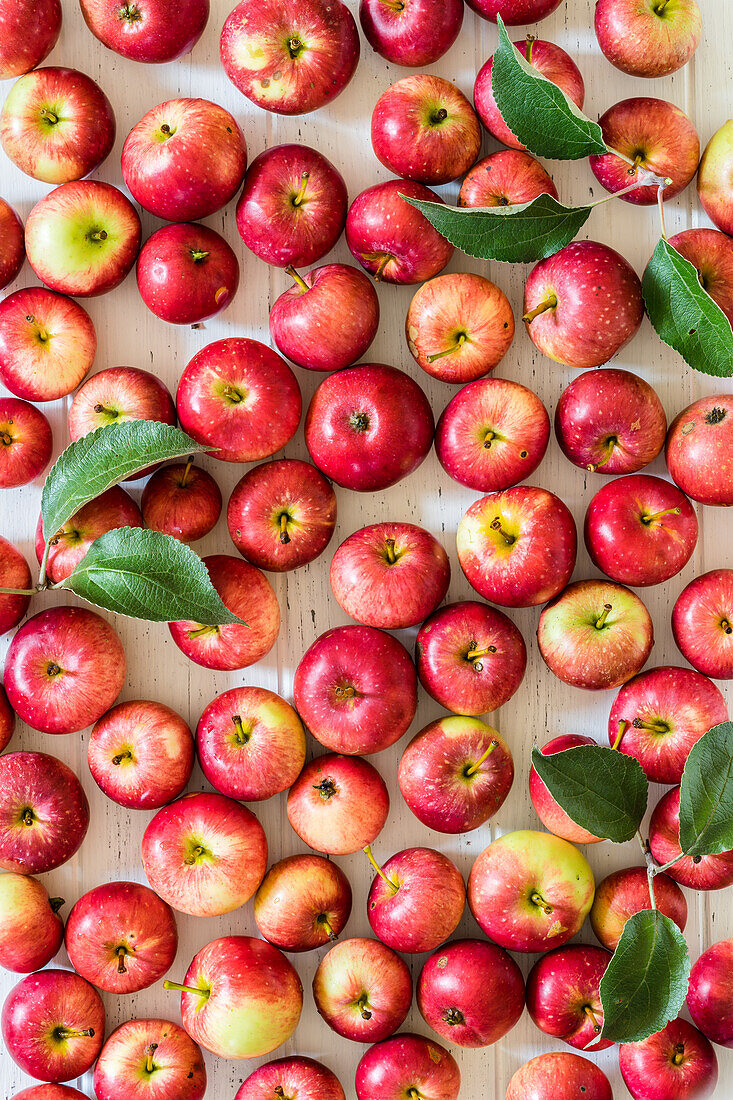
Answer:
38 539 51 589
587 177 655 208
0 586 38 596
657 185 668 240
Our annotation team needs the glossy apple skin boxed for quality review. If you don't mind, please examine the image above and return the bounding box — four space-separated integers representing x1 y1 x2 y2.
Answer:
468 830 595 953
80 0 209 62
287 753 390 855
4 606 126 734
137 223 239 325
65 880 177 994
0 398 52 488
650 786 733 890
93 1018 206 1100
12 1087 87 1099
346 179 454 284
141 462 222 544
468 0 563 21
668 229 733 325
196 685 306 801
227 459 336 571
25 180 141 297
355 1033 460 1100
360 0 463 67
526 945 612 1052
88 699 194 810
142 791 267 917
0 751 89 874
168 554 280 671
417 938 524 1048
398 715 514 833
0 287 96 401
313 936 412 1043
538 579 654 691
0 538 31 636
457 485 576 608
698 120 733 236
666 395 733 506
595 0 702 78
505 1052 613 1100
688 939 733 1048
0 0 61 78
0 199 24 288
619 1019 718 1100
237 1057 345 1100
36 485 142 583
305 363 434 492
254 853 352 952
122 98 246 221
2 969 104 1081
0 66 115 184
270 263 379 371
177 338 301 463
590 865 687 952
458 149 557 207
0 683 14 751
555 367 667 475
367 847 464 954
0 872 64 972
474 39 583 150
529 734 603 844
673 569 733 679
524 240 644 368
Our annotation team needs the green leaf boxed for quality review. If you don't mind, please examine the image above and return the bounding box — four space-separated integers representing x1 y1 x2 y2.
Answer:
530 745 647 843
678 720 733 858
600 910 690 1044
492 17 607 160
400 193 591 264
42 422 208 541
60 528 244 625
642 239 733 377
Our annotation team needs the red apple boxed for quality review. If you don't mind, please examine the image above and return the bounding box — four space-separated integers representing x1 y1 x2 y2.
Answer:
672 569 733 679
121 98 246 221
619 1019 718 1100
236 1057 345 1100
698 120 733 236
0 537 32 635
688 939 733 1049
69 366 176 461
0 287 96 401
366 846 465 954
0 751 89 874
293 625 417 755
458 149 558 207
196 685 306 801
359 0 463 67
287 753 390 854
595 0 702 78
141 461 222 544
590 865 687 952
526 944 612 1052
0 398 53 488
12 1085 86 1099
136 222 239 324
0 198 24 289
649 786 733 890
398 715 514 833
355 1033 461 1100
79 0 208 62
529 734 603 844
313 936 412 1043
254 853 352 951
36 485 143 583
505 1052 612 1100
0 872 64 972
0 683 14 751
667 229 733 325
220 0 359 115
666 394 733 506
227 459 336 571
176 338 301 463
0 0 61 79
142 791 267 917
468 0 564 22
93 1018 206 1100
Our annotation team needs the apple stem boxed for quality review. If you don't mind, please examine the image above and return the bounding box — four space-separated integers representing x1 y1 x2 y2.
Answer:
292 171 309 206
407 1091 424 1100
163 979 210 1000
632 717 669 734
222 385 243 404
611 720 628 751
231 715 251 745
583 1005 602 1034
595 604 612 629
672 1043 686 1066
56 1027 95 1040
361 252 392 281
286 265 310 293
641 506 680 525
112 749 132 765
145 1043 158 1074
357 993 372 1020
523 293 558 324
40 108 59 125
116 946 128 974
184 845 206 865
655 0 670 11
465 739 499 776
628 153 645 176
721 619 733 635
21 808 34 826
525 34 535 65
378 0 405 9
430 107 449 125
334 685 357 700
89 230 108 242
0 430 12 446
490 517 516 545
466 643 497 663
363 844 399 894
187 624 217 639
318 914 338 941
278 512 291 545
427 333 468 362
49 897 65 913
586 438 617 472
530 890 553 915
190 249 210 264
384 537 398 564
179 457 194 488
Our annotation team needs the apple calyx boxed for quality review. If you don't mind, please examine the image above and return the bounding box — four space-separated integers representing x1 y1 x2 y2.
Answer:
53 1025 96 1042
115 945 129 973
49 896 65 913
632 716 670 734
583 1004 602 1034
163 979 211 1002
427 332 469 363
464 738 499 777
363 843 399 895
706 406 727 425
313 777 339 802
112 748 133 765
595 603 613 630
612 719 628 750
120 3 143 23
640 505 681 526
442 1007 465 1027
286 265 310 294
530 890 553 915
356 992 373 1020
490 517 516 545
317 913 338 941
349 411 370 433
523 293 558 325
144 1043 158 1075
292 172 310 207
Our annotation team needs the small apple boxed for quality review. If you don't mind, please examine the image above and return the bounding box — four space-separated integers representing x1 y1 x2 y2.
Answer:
649 785 733 890
313 936 412 1043
0 287 96 401
0 398 53 488
666 394 733 506
667 229 733 325
287 753 390 855
79 0 209 63
0 536 32 635
0 683 14 752
12 1087 87 1099
355 1033 460 1100
619 1019 718 1100
36 485 143 583
688 939 733 1049
529 735 603 844
458 149 558 207
254 853 352 951
141 460 222 544
698 119 733 236
236 1057 345 1100
590 865 687 951
0 872 64 972
505 1052 612 1100
136 222 240 325
0 199 24 289
0 0 61 79
595 0 702 78
526 944 612 1051
672 569 733 679
360 0 463 67
93 1018 206 1100
0 751 89 874
468 0 564 22
365 846 465 954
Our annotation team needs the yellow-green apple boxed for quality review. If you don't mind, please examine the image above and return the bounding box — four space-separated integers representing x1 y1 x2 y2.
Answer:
673 569 733 679
136 223 239 325
355 1033 460 1100
220 0 359 115
506 1052 612 1100
254 853 352 951
79 0 209 62
227 459 336 571
142 791 267 917
590 865 687 951
365 846 465 953
666 394 733 505
474 38 584 150
416 600 526 715
237 1057 345 1100
555 367 667 475
0 398 53 488
0 683 14 751
0 536 31 634
667 229 733 325
12 1086 87 1099
141 461 222 544
0 751 89 873
4 606 126 734
36 485 142 583
0 199 24 288
469 0 564 21
468 830 595 952
0 66 115 184
25 180 141 296
398 715 514 833
236 144 347 268
176 338 301 463
313 936 412 1043
458 149 558 207
457 485 576 608
65 880 177 994
529 735 603 844
196 685 306 800
436 377 550 491
122 98 246 221
293 625 417 755
168 554 280 671
406 273 514 383
270 263 379 371
88 699 194 810
2 969 104 1081
698 119 733 235
305 363 434 491
330 522 450 629
360 0 463 66
688 940 733 1048
93 1018 206 1100
619 1019 718 1100
526 944 612 1051
595 0 702 78
0 872 64 972
346 179 454 284
287 753 390 854
523 241 644 368
538 579 654 690
649 786 733 890
417 938 524 1047
0 287 96 401
0 0 61 78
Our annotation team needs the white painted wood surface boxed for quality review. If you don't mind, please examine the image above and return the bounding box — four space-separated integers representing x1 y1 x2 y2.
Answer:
2 0 732 1096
